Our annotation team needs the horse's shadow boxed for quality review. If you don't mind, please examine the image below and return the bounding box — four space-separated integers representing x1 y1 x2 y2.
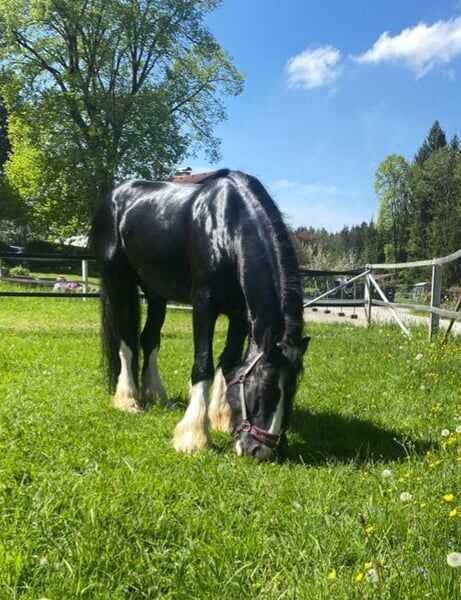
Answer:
164 398 434 465
281 407 434 465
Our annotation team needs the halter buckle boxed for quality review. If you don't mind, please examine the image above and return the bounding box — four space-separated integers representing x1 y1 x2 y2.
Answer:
240 419 252 432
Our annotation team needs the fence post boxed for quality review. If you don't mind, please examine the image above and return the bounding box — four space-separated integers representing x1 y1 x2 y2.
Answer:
81 259 89 300
0 258 3 281
429 263 442 339
364 267 372 325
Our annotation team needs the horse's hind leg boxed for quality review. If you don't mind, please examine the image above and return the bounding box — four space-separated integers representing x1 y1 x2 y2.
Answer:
209 312 248 433
140 295 168 407
174 287 218 453
101 263 141 413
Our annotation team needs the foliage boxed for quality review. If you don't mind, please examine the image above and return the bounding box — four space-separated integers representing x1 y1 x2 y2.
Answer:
0 0 243 234
375 154 410 263
0 302 460 598
8 264 30 276
295 221 383 269
0 96 10 176
374 121 461 286
415 120 447 165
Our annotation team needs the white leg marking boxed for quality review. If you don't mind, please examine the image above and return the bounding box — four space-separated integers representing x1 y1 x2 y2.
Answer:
208 368 232 433
173 381 211 453
269 377 285 435
141 348 167 407
113 341 141 413
235 439 243 456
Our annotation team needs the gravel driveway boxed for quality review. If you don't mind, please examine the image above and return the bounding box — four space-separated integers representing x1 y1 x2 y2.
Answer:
304 305 461 336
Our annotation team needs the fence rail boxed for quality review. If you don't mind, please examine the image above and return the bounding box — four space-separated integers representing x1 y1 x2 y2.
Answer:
1 250 461 338
302 248 461 339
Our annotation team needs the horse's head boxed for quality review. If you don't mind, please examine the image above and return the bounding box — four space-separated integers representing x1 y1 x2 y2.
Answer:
226 331 309 460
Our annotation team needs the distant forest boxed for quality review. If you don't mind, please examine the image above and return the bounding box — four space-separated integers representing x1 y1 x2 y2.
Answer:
294 120 461 286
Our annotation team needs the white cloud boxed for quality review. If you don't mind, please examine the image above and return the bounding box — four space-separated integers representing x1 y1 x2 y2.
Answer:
355 17 461 76
285 46 342 89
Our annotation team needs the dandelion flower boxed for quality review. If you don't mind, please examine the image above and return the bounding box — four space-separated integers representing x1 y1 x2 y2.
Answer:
447 552 461 568
327 569 337 579
364 525 375 535
443 493 455 502
441 429 450 437
364 562 373 570
400 491 412 503
382 469 392 479
354 572 364 582
449 509 458 518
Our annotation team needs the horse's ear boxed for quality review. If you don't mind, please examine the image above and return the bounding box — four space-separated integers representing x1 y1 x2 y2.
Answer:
300 336 310 355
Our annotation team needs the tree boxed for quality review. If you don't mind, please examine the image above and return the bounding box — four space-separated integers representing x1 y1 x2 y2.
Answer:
414 120 447 165
0 0 243 235
375 154 411 263
0 96 10 176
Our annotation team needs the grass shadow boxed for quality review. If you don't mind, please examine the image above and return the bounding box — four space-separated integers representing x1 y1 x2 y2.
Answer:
282 407 435 465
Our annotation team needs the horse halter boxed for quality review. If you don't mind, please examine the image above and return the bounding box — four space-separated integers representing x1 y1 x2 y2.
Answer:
227 352 281 449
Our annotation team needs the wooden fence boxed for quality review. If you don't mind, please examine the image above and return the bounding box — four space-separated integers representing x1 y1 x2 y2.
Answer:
1 249 461 338
303 248 461 339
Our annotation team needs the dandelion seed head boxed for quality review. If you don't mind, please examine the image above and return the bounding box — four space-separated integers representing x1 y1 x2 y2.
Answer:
366 568 379 584
400 491 412 503
382 469 392 479
441 429 450 437
447 552 461 568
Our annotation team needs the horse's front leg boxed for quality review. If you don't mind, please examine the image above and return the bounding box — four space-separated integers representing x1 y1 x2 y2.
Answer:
209 311 248 433
173 288 217 454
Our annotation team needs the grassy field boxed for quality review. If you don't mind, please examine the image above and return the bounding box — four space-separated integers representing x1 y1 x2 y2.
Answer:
0 295 460 599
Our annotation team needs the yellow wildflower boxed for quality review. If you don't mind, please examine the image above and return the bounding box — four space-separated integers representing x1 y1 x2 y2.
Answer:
443 494 455 502
327 569 337 579
364 562 373 570
354 572 364 582
365 525 375 535
449 509 458 518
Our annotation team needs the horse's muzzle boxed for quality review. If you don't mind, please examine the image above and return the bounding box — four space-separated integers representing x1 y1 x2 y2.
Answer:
235 430 275 461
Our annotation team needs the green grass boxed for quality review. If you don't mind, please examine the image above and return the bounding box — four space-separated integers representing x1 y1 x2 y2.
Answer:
0 297 460 599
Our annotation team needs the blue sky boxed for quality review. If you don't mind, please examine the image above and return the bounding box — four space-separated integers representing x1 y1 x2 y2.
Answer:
188 0 461 231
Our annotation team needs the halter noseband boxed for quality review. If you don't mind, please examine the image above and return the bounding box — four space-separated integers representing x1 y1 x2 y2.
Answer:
227 352 280 449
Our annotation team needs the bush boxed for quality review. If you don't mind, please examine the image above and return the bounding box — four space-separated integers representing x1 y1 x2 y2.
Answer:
9 265 30 277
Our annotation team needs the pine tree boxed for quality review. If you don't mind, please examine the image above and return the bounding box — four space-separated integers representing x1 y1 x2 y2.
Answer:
414 120 447 165
450 134 460 152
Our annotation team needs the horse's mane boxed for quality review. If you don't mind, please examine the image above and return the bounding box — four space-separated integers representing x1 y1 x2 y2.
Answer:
225 170 304 346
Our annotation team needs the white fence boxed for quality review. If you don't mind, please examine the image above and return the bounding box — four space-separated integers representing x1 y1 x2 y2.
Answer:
303 249 461 339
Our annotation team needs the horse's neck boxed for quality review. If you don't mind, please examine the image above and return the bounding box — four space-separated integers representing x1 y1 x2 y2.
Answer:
237 238 285 345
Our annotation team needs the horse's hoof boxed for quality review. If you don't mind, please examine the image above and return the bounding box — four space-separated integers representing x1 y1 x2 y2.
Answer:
173 422 210 454
112 391 143 413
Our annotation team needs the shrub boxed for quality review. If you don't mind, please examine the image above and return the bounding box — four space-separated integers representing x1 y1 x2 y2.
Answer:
9 265 30 277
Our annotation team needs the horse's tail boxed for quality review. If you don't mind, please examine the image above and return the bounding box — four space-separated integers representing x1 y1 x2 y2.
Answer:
91 190 140 392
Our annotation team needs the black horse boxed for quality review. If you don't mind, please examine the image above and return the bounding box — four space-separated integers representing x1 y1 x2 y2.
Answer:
91 169 309 460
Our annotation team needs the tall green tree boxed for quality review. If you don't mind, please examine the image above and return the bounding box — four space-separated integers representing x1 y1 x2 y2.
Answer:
375 154 411 263
0 0 243 235
414 120 447 165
